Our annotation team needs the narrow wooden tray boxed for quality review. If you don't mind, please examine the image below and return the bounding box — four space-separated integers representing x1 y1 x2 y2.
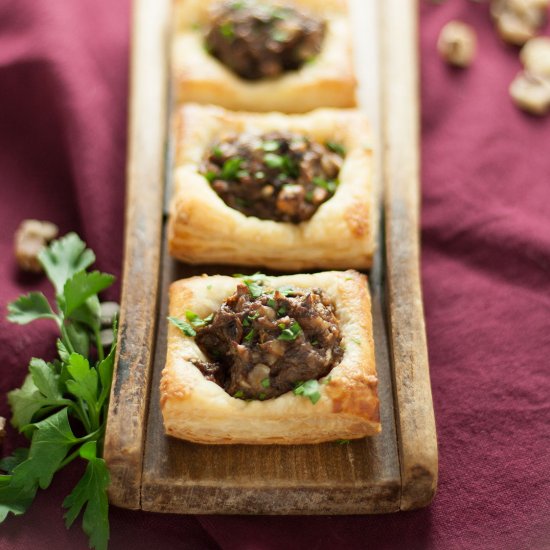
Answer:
104 0 437 514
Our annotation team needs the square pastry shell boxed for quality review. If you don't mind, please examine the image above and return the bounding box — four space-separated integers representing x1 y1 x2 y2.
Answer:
160 270 381 445
172 0 357 112
168 103 377 271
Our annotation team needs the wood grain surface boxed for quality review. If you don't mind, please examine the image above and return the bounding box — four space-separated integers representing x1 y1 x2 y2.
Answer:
381 0 439 510
104 0 438 513
102 0 170 509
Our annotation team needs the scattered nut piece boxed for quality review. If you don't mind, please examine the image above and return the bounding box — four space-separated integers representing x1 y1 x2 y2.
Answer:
491 0 549 46
99 328 115 349
14 220 59 273
438 21 477 68
509 71 550 114
100 301 120 328
520 36 550 77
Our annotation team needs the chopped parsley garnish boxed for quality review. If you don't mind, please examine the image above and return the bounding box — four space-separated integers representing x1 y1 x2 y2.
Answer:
236 169 249 179
305 190 314 203
255 171 265 179
276 286 295 296
263 153 285 169
351 337 362 345
233 273 266 298
204 171 217 183
293 379 322 404
212 145 223 157
168 316 196 337
220 21 235 39
336 439 351 445
313 177 338 194
267 298 277 308
261 140 280 152
244 280 263 298
271 29 290 42
221 157 243 180
311 339 318 346
185 310 213 328
278 321 302 341
263 153 299 178
277 306 287 316
261 378 270 388
244 329 255 342
233 390 245 399
326 141 346 156
258 393 266 400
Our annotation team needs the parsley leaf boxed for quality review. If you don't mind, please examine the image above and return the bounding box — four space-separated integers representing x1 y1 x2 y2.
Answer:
63 442 110 550
326 141 346 156
7 292 56 325
38 233 95 295
262 140 280 152
168 316 196 337
278 321 302 341
12 408 79 490
221 157 243 179
313 177 338 194
63 271 115 316
185 310 213 328
244 329 255 342
0 449 29 475
293 379 322 404
261 378 270 388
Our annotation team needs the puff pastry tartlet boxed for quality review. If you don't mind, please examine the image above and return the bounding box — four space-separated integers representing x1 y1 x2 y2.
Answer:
161 270 380 445
173 0 357 112
168 103 377 271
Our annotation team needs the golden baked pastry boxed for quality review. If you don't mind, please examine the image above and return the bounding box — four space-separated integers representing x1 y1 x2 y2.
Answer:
168 103 377 271
160 270 381 445
173 0 357 112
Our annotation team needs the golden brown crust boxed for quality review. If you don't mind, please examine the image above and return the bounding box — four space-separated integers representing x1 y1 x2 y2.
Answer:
172 0 357 112
168 104 377 271
160 270 381 444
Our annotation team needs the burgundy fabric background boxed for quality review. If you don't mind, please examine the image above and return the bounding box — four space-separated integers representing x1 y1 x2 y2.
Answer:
0 0 549 548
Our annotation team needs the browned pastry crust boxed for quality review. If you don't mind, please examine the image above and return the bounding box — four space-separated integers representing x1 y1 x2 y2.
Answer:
172 0 357 112
168 103 377 271
160 270 381 444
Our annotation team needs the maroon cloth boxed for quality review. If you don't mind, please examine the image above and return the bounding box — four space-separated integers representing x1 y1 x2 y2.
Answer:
1 0 549 548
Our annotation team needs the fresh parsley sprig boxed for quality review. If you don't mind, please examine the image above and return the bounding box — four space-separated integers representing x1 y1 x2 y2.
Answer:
1 233 117 550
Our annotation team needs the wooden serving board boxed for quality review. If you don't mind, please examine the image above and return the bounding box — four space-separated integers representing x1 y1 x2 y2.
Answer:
103 0 438 514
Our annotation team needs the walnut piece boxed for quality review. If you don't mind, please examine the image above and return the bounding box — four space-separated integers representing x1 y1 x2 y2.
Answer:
509 71 550 114
437 21 477 68
14 219 59 273
520 36 550 77
491 0 549 46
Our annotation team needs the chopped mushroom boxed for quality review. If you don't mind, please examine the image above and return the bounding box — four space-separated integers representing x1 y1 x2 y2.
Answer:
437 20 477 68
14 220 59 273
491 0 549 46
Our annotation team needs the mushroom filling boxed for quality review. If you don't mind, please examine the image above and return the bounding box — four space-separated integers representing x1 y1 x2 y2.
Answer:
194 282 344 400
204 0 326 80
201 131 345 223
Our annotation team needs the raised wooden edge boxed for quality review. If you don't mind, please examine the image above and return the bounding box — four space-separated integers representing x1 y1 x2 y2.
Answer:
381 0 439 510
141 482 401 515
103 0 170 509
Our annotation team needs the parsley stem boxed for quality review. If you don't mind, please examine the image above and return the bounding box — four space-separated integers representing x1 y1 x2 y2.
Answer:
94 327 104 362
60 324 76 355
56 446 82 471
72 399 92 434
